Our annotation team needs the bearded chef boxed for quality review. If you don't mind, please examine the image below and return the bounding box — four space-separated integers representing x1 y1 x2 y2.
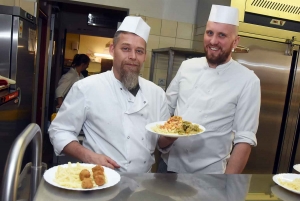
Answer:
49 16 175 173
158 5 261 174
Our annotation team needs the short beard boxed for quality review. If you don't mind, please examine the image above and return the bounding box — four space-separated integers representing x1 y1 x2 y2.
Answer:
120 65 140 90
204 44 233 66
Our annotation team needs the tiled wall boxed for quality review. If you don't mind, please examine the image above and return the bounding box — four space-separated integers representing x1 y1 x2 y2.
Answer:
135 15 203 81
0 0 36 16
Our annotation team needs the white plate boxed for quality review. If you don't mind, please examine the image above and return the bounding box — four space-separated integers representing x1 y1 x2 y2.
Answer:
43 163 121 191
273 173 300 194
271 185 300 201
293 164 300 173
146 121 206 138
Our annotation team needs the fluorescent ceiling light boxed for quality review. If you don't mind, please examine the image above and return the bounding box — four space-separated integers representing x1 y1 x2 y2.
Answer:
94 53 113 59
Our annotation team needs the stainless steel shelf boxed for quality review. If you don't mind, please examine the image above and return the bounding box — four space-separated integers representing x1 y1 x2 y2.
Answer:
149 47 204 90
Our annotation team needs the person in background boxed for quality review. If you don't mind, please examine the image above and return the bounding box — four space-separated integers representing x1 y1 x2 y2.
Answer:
158 5 261 174
55 54 90 107
48 16 176 173
81 69 89 78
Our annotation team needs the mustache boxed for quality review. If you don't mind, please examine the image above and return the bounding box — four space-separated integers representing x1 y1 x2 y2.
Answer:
207 45 221 49
124 62 140 66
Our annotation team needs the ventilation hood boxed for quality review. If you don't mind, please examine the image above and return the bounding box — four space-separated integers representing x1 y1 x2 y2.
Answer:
231 0 300 44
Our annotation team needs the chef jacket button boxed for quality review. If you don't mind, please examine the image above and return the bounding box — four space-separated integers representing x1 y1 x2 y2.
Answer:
129 161 131 164
144 161 146 164
120 88 122 90
142 137 144 140
144 101 146 104
141 114 143 116
127 136 130 139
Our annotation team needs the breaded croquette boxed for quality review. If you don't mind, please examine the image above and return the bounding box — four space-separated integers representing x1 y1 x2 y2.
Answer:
92 165 104 173
79 169 91 181
94 175 105 186
81 178 93 189
93 170 104 179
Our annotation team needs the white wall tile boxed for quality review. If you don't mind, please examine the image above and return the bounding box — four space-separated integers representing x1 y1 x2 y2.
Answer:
175 38 191 48
161 20 177 37
192 41 204 52
146 17 162 36
147 35 160 50
159 36 175 48
193 34 203 42
129 13 146 21
196 26 206 35
143 67 150 80
0 0 14 6
176 22 193 40
145 50 152 68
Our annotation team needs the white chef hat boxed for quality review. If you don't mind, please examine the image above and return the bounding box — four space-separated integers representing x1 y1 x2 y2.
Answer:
208 5 239 26
117 16 151 43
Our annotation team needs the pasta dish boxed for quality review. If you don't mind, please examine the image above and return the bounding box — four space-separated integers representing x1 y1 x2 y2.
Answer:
152 116 202 135
54 162 106 189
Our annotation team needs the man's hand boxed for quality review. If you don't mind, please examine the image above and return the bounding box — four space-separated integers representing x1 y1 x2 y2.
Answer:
87 152 120 169
56 97 63 108
158 136 178 149
62 141 120 169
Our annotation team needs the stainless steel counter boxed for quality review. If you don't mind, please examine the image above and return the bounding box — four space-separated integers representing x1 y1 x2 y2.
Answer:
32 173 300 201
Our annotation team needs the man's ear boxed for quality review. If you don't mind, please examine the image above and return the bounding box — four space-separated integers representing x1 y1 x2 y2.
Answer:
233 35 240 49
109 44 114 56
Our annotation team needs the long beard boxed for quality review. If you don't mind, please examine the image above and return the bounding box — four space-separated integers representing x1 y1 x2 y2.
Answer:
204 44 233 66
120 63 140 90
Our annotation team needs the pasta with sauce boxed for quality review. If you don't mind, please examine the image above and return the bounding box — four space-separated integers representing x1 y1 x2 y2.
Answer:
152 116 202 135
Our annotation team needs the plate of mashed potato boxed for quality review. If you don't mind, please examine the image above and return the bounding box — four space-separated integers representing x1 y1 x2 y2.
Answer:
43 162 120 191
273 173 300 194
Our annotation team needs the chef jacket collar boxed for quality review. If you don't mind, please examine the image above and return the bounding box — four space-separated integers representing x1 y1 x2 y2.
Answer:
204 58 233 75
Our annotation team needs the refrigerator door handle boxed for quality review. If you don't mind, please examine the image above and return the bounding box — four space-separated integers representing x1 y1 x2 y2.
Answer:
10 16 20 91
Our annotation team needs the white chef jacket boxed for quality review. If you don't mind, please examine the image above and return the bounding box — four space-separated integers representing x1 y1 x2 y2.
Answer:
49 70 170 173
55 67 84 99
162 57 261 173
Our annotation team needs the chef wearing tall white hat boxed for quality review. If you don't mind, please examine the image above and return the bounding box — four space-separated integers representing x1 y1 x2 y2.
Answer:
49 16 175 173
159 5 261 174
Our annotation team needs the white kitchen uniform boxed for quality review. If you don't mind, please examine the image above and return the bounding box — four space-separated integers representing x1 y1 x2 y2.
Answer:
55 67 84 99
162 57 261 173
49 70 170 173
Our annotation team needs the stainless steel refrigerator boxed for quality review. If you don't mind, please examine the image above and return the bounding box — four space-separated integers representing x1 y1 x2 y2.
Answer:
0 6 36 185
232 36 300 174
